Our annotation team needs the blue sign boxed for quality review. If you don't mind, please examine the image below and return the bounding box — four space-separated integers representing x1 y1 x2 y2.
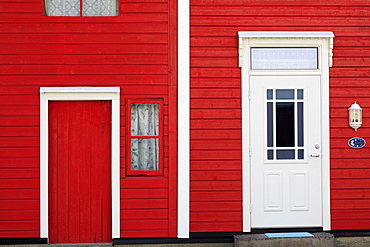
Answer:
348 137 366 148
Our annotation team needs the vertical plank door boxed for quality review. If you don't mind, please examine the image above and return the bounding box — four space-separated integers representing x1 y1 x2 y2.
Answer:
49 101 112 244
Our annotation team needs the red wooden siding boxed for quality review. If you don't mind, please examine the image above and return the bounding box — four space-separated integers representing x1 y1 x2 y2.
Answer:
190 0 370 232
0 0 178 239
48 101 112 243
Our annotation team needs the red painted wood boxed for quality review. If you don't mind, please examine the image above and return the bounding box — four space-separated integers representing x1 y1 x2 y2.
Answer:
121 199 168 210
120 230 168 238
188 0 370 232
126 99 164 176
190 221 242 232
121 209 168 220
0 210 39 220
0 179 39 188
1 0 175 238
121 189 169 199
0 168 39 178
191 171 242 181
48 101 111 243
0 200 39 210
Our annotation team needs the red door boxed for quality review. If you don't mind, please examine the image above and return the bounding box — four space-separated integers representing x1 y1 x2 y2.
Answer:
48 101 112 244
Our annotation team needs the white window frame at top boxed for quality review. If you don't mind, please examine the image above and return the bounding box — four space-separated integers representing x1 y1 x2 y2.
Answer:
238 31 334 232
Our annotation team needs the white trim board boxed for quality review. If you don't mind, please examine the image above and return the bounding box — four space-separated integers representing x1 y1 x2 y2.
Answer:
177 0 190 239
238 31 333 232
39 87 120 239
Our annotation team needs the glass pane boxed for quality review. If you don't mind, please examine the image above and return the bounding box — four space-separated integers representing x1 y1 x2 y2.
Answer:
251 48 318 70
45 0 80 16
267 150 274 160
83 0 117 16
297 89 303 99
131 104 159 136
131 139 159 170
276 102 295 147
298 149 304 160
276 89 294 99
267 90 273 100
298 102 304 147
277 149 295 160
267 102 273 147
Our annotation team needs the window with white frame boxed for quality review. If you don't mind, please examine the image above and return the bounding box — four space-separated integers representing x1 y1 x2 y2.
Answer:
45 0 118 16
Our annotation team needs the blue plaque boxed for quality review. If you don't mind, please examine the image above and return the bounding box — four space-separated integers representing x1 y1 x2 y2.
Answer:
348 137 366 148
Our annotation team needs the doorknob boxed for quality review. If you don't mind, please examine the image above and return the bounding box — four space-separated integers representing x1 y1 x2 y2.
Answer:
310 153 320 157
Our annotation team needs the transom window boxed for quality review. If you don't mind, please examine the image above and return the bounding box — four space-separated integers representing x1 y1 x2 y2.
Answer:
45 0 118 16
251 48 318 70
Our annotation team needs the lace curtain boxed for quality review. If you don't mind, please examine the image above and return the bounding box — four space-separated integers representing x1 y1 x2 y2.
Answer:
45 0 117 16
131 104 159 171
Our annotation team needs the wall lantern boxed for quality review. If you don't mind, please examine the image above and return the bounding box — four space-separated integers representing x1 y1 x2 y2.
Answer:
348 101 362 131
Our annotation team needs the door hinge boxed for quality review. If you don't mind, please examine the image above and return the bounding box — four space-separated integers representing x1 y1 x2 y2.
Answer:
250 203 253 213
248 91 251 100
249 147 252 157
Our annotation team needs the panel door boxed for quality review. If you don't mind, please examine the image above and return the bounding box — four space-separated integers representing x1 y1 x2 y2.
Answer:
250 76 322 228
49 101 112 243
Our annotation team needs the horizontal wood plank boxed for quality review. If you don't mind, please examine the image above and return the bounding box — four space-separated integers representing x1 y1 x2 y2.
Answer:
191 211 241 222
0 178 39 188
190 129 242 140
0 200 39 210
121 189 169 199
121 209 168 220
0 231 39 238
191 160 241 171
0 168 39 179
190 221 242 232
191 150 242 160
191 181 242 191
191 201 242 212
120 219 168 230
191 139 242 149
191 191 242 202
121 199 168 209
191 170 242 181
120 230 168 238
0 189 39 199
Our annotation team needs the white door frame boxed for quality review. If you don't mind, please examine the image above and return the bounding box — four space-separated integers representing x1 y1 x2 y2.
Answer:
39 87 121 239
238 31 334 232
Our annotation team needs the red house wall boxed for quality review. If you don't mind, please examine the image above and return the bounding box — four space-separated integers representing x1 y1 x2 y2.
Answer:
0 0 178 239
190 0 370 232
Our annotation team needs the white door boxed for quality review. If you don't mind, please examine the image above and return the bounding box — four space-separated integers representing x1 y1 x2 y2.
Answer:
250 76 322 228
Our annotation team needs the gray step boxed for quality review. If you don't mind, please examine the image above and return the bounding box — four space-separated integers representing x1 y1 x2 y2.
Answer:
234 232 335 247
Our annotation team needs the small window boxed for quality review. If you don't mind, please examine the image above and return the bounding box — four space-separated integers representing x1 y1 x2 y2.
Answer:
251 48 318 70
45 0 118 16
127 100 163 176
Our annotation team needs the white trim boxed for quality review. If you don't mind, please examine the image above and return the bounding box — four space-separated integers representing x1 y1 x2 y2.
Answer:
177 0 190 238
238 31 334 38
238 31 333 232
40 87 120 239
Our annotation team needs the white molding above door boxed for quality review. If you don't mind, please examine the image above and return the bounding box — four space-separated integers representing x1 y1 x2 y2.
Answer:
39 87 120 239
238 31 333 232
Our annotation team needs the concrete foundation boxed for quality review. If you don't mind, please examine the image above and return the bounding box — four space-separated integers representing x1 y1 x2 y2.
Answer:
234 232 335 247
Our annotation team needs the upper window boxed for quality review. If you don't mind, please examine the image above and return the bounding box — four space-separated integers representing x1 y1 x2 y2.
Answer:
45 0 118 16
251 48 318 70
127 99 163 176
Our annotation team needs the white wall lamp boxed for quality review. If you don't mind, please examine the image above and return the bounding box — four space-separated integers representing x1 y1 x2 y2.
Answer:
349 101 362 131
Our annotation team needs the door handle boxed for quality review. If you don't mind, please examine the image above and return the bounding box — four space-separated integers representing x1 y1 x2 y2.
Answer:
310 153 320 157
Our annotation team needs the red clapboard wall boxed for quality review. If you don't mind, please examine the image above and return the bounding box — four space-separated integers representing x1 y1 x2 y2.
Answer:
190 0 370 232
0 0 178 240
